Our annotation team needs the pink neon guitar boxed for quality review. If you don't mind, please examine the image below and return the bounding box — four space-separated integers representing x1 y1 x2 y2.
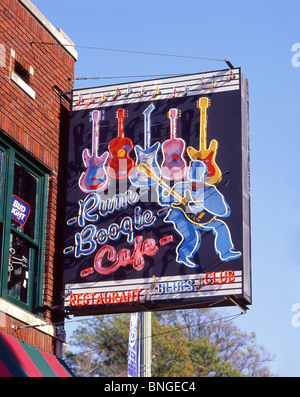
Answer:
161 108 188 180
79 110 110 193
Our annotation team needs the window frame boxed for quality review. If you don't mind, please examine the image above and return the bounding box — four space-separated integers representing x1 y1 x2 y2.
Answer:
0 133 49 314
10 49 35 100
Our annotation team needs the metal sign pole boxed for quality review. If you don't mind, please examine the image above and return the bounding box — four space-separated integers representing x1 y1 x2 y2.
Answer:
139 311 152 377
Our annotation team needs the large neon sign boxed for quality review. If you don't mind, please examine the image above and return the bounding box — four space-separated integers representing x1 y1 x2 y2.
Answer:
63 69 251 314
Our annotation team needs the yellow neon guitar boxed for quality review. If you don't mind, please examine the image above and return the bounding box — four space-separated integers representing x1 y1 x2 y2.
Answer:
187 97 222 185
138 163 214 225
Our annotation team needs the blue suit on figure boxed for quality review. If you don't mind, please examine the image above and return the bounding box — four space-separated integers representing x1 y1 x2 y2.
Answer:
157 160 242 267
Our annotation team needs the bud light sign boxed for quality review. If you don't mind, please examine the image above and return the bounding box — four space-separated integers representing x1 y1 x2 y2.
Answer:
11 195 31 225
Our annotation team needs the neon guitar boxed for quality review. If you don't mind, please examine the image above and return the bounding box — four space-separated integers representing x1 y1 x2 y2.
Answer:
138 163 214 225
161 108 188 180
108 108 135 179
187 97 222 185
129 103 161 187
79 110 110 193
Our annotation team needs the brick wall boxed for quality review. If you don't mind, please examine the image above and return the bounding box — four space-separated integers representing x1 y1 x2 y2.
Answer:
0 0 77 353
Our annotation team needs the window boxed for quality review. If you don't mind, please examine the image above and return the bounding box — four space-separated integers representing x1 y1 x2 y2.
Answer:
14 61 30 85
0 135 48 313
10 49 35 100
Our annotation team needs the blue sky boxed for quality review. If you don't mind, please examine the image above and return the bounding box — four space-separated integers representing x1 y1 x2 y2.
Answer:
32 0 300 376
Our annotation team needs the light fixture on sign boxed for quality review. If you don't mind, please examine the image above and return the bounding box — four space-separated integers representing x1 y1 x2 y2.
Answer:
113 87 121 100
99 93 107 105
86 93 95 106
170 87 178 100
152 85 161 98
138 86 147 98
209 75 217 90
75 92 84 106
125 85 132 97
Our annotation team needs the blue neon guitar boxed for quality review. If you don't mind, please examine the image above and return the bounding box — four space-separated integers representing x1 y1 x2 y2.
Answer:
79 110 110 193
129 103 161 187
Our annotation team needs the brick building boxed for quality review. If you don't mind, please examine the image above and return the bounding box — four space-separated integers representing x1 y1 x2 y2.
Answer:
0 0 77 376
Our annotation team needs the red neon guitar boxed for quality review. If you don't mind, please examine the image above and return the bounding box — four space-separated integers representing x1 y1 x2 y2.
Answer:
108 108 135 179
161 108 188 180
187 97 222 185
79 110 110 193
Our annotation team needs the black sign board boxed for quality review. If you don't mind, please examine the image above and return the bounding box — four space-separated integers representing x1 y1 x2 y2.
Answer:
63 69 251 315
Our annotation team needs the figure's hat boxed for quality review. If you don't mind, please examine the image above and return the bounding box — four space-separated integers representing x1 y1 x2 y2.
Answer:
188 160 207 181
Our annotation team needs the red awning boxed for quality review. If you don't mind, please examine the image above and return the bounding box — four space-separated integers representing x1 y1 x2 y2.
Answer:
0 331 73 377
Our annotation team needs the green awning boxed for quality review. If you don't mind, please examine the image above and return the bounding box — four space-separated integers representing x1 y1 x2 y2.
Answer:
0 331 73 377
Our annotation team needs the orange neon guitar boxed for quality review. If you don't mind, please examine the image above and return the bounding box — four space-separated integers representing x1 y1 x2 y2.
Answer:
187 97 222 185
108 108 135 179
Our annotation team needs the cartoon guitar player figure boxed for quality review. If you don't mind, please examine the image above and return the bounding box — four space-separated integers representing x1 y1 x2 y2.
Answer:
138 161 242 268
